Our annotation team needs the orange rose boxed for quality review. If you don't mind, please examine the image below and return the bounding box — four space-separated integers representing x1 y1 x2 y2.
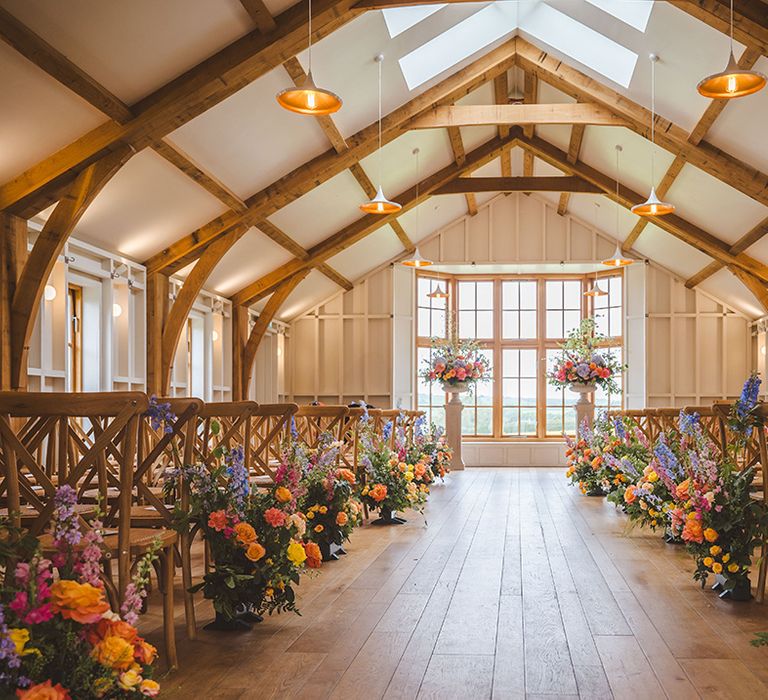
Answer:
245 542 266 562
336 511 348 526
86 618 138 646
337 469 356 484
50 580 110 624
624 485 637 504
275 486 292 503
682 518 704 544
304 541 322 568
234 522 257 545
369 484 388 503
415 464 426 479
91 634 135 670
135 639 157 665
16 680 71 699
675 479 690 500
703 528 719 543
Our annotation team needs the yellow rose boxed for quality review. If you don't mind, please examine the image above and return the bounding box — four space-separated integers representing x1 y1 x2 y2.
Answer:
703 557 714 568
405 472 414 482
275 486 292 503
722 553 730 563
92 634 136 670
287 540 307 566
140 679 161 697
709 546 722 556
118 668 143 691
703 528 719 543
319 506 328 515
647 471 658 482
306 511 315 520
712 562 723 574
727 563 740 573
9 628 39 657
314 524 324 533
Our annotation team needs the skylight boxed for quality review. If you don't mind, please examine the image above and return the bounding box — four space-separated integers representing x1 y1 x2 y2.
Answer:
382 5 447 38
584 0 653 32
396 0 640 91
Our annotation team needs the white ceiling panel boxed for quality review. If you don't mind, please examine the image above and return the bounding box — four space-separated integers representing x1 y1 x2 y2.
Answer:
167 65 332 199
73 149 226 261
632 223 712 280
397 195 469 245
277 270 339 321
699 267 765 320
326 225 404 280
267 169 365 249
1 0 253 104
665 164 768 247
0 42 105 184
202 228 295 298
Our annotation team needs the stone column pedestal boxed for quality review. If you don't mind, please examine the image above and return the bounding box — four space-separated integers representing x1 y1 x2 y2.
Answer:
445 390 465 471
570 383 596 438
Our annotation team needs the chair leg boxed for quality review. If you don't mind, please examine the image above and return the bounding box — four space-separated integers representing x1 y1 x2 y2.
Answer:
180 531 197 640
162 546 178 671
757 542 768 603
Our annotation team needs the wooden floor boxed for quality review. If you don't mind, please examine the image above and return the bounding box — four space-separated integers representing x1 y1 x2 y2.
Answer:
140 469 768 699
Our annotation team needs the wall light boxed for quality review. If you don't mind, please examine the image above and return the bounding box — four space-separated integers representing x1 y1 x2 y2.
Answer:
112 303 123 318
44 285 57 302
212 330 220 342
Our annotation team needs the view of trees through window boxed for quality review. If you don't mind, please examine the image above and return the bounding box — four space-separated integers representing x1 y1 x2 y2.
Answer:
416 273 623 439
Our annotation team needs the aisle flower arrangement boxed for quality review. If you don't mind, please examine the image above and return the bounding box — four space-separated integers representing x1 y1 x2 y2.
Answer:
165 437 307 628
421 334 490 393
0 487 160 698
547 318 624 392
564 421 606 496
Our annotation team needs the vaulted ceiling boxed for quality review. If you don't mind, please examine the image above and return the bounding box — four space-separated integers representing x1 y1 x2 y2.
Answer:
2 0 767 322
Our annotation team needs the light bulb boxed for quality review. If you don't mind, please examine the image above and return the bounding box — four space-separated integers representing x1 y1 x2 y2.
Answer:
762 345 766 357
212 330 219 342
112 303 122 318
306 91 316 109
44 285 56 302
727 75 737 93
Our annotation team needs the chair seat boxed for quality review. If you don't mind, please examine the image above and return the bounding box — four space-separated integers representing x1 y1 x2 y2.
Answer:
250 475 274 486
38 527 177 556
130 505 172 527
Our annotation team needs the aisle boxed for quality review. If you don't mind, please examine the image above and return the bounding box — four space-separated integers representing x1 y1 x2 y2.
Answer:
146 469 768 699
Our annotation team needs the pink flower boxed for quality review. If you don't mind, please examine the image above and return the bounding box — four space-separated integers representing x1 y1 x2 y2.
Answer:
264 507 287 527
25 602 54 624
9 591 28 616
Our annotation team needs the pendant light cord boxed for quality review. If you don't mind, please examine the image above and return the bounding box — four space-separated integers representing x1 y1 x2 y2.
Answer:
377 56 383 186
308 0 312 75
650 55 656 187
729 0 734 52
415 148 421 235
615 145 620 241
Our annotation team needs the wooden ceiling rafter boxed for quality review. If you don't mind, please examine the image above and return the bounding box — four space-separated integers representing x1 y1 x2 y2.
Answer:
435 176 602 194
622 45 763 254
144 37 520 277
556 119 585 216
513 38 768 208
0 0 362 214
411 103 628 128
516 132 768 285
239 0 278 33
446 126 478 216
493 73 512 179
522 71 538 181
231 129 522 307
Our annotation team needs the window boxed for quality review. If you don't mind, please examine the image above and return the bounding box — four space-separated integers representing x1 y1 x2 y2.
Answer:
415 272 624 439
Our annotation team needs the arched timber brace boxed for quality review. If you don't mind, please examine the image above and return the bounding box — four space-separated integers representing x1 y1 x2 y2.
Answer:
4 146 132 390
233 271 309 400
146 225 247 395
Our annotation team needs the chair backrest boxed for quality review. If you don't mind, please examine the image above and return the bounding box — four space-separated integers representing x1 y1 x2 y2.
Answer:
682 405 728 456
378 409 401 450
250 403 298 478
340 408 367 473
194 401 258 470
294 405 349 448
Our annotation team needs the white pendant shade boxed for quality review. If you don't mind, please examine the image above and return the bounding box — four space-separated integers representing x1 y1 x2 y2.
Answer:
360 184 401 215
402 248 432 268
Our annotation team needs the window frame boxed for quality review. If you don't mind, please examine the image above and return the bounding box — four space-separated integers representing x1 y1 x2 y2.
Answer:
415 271 624 440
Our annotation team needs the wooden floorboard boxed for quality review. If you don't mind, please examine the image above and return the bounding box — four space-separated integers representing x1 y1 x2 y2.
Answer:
140 468 768 700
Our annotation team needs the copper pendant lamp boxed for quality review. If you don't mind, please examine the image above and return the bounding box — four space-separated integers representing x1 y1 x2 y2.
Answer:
276 0 341 115
632 55 675 217
361 55 402 215
402 148 432 268
697 0 766 99
604 146 634 267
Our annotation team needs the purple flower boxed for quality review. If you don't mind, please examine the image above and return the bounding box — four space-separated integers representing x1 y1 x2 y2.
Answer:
575 363 591 380
146 394 177 434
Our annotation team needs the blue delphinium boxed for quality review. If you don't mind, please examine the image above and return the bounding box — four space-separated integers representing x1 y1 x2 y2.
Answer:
147 394 177 434
224 445 249 513
678 410 700 437
382 420 393 441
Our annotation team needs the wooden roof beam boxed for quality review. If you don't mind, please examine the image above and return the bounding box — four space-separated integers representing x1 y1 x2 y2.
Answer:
434 176 601 194
144 37 520 275
0 0 361 214
447 127 478 215
685 216 768 288
231 129 521 307
522 71 538 179
622 45 762 253
514 38 768 208
411 103 628 128
493 73 512 178
517 132 768 285
557 122 585 215
239 0 278 32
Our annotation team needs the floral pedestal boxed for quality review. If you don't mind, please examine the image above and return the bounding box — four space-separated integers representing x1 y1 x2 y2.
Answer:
569 382 595 438
444 382 469 471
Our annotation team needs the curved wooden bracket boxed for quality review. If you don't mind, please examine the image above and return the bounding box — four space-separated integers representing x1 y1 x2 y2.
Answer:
9 146 132 389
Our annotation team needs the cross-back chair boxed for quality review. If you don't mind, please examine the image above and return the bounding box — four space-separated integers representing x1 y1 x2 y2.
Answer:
0 391 178 668
377 409 402 451
194 401 257 471
293 405 349 451
250 403 298 485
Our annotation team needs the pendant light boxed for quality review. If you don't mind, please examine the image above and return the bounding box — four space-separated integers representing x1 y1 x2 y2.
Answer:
604 145 634 267
585 204 609 296
632 55 675 217
276 0 342 115
698 0 766 99
428 270 448 298
402 148 432 268
361 54 401 215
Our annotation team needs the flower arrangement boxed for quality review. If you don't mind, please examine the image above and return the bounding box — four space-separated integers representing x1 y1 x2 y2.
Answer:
420 335 490 393
547 318 624 392
0 487 160 698
564 421 606 496
165 434 307 628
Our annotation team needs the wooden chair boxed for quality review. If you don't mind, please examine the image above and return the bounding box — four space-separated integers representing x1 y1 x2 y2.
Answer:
194 401 257 472
378 409 402 451
293 405 349 452
250 403 298 484
0 392 178 669
751 404 768 602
